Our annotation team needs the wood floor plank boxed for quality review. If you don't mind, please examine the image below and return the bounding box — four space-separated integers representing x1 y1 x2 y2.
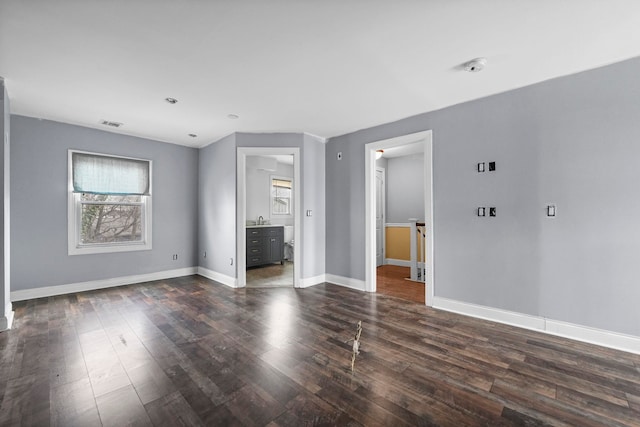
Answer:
1 277 639 426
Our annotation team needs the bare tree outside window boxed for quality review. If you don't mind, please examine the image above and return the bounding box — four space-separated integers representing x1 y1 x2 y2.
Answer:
80 194 144 244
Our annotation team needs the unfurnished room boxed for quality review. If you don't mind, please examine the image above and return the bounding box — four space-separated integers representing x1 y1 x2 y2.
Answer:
1 1 640 426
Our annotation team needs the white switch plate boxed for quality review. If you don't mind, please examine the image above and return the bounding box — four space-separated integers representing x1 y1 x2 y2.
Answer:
306 210 312 217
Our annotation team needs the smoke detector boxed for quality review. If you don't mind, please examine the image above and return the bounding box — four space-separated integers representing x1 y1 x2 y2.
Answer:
464 57 487 72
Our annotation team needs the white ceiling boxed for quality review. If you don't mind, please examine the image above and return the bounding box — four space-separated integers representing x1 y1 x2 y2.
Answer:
2 1 640 148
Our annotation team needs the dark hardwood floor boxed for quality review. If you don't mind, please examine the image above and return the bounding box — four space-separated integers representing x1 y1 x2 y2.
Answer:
376 265 425 304
1 276 639 426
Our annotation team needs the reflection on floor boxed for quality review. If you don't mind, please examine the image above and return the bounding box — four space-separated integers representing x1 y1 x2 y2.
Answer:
376 264 425 304
246 260 294 287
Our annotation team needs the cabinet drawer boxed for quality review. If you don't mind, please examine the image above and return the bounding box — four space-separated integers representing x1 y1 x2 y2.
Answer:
247 256 263 265
247 229 262 236
247 237 262 247
265 228 283 237
247 246 263 255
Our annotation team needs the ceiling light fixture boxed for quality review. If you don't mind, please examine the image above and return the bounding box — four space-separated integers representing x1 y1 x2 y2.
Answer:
188 133 197 138
464 57 487 72
165 97 178 104
227 114 239 119
376 149 384 160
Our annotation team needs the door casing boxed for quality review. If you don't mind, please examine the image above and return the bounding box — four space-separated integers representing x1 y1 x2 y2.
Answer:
365 130 434 305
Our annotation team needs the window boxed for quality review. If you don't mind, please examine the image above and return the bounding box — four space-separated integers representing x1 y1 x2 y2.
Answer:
271 176 292 216
68 150 152 255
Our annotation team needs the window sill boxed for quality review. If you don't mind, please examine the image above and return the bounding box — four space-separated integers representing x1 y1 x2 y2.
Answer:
68 242 152 256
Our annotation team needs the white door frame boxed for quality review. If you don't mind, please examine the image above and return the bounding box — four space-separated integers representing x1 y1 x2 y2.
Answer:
365 130 434 306
236 147 301 288
375 167 386 267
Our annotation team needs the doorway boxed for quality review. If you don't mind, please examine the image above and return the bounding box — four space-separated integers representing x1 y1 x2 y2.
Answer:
237 148 301 288
365 131 433 306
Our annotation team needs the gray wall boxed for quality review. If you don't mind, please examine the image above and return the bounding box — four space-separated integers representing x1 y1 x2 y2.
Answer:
326 56 640 337
234 132 326 279
198 133 237 277
1 80 10 327
202 132 325 279
386 154 424 223
10 116 199 291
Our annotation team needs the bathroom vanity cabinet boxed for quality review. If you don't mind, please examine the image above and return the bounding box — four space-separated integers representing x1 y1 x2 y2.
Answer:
246 226 284 267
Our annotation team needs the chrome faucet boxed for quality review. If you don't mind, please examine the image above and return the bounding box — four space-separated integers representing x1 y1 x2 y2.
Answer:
258 216 263 225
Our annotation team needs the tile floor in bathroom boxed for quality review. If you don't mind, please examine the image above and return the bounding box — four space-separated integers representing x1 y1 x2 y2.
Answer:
246 260 294 287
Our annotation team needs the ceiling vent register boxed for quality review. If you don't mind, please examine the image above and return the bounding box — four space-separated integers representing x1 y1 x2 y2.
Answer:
100 120 123 128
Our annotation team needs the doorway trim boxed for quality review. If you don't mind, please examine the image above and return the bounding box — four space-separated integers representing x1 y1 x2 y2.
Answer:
364 130 434 306
237 147 301 288
375 166 386 267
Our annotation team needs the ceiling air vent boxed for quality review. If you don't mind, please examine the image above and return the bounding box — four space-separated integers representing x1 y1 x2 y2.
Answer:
100 120 123 128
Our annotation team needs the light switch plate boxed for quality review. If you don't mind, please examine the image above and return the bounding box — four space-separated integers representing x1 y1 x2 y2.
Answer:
477 207 486 217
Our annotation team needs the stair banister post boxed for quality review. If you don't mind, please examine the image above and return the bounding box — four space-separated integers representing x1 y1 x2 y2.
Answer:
409 218 418 281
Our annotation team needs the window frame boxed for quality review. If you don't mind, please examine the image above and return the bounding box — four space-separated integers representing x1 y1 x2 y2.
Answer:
270 175 293 217
68 149 152 255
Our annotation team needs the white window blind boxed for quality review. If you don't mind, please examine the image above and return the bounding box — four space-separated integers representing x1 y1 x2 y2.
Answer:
72 152 150 195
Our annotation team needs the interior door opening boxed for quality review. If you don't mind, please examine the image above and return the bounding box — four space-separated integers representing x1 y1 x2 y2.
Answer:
237 148 301 288
244 155 294 288
365 131 433 306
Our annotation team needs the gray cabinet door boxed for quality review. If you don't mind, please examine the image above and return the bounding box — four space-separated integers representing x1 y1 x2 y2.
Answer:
267 235 284 264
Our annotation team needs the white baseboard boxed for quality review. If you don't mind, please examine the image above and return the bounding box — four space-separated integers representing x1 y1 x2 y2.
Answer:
384 258 425 268
324 274 366 292
11 267 198 302
298 274 326 288
197 267 238 288
433 297 640 355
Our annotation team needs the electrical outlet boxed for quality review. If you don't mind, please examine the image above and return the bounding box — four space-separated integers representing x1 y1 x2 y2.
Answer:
337 152 343 160
230 258 234 265
203 251 207 258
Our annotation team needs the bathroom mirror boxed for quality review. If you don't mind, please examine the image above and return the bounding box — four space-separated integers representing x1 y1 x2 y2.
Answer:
271 176 292 216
